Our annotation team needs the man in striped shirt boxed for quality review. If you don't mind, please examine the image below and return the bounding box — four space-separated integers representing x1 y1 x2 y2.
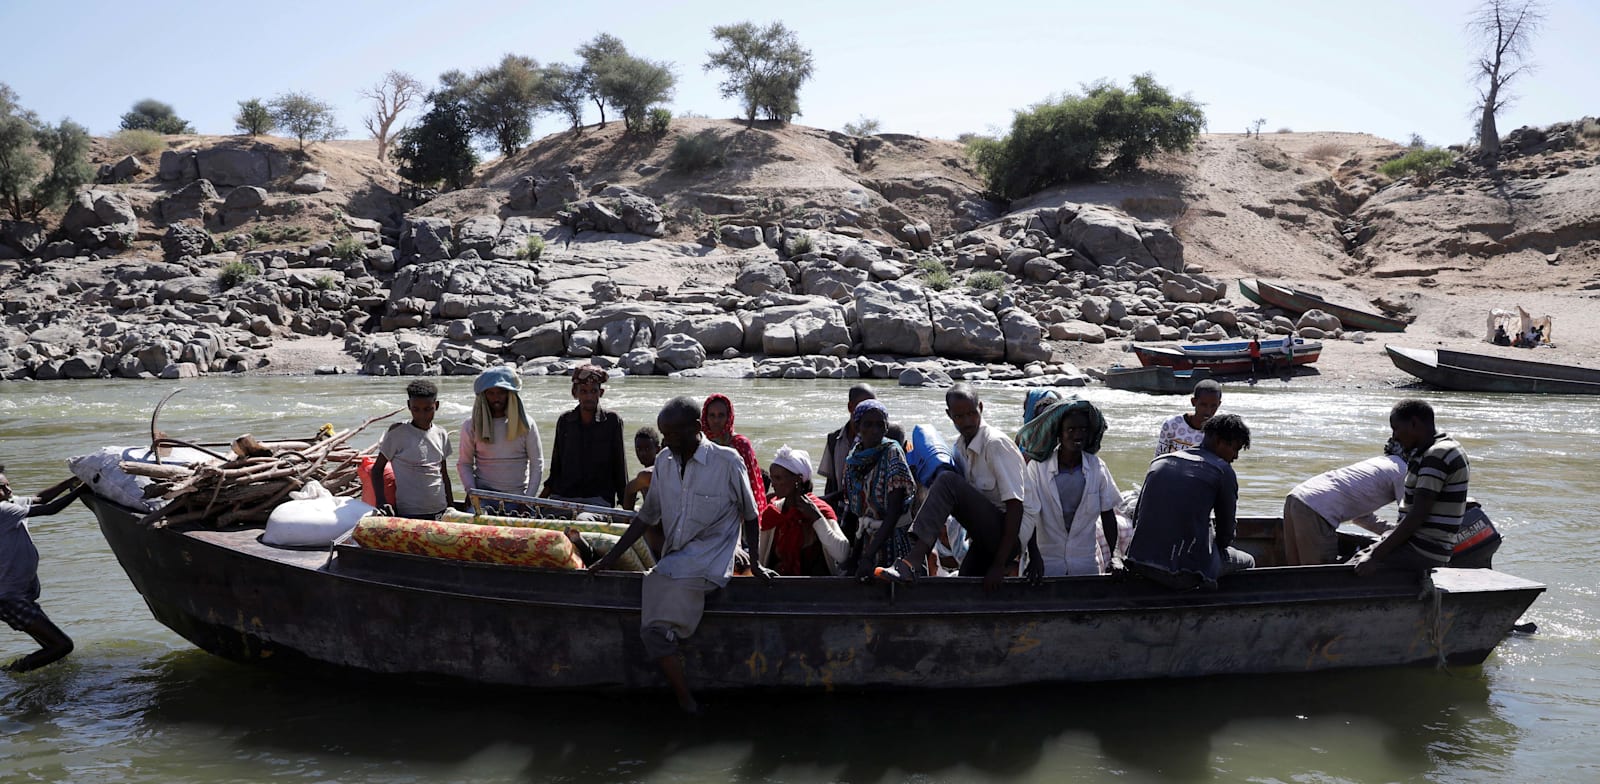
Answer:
1355 400 1470 576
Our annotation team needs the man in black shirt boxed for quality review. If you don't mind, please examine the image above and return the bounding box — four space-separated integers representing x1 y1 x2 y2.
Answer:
541 365 627 508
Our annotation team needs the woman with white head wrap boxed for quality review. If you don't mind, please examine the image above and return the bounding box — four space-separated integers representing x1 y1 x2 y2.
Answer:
757 445 850 576
457 366 545 495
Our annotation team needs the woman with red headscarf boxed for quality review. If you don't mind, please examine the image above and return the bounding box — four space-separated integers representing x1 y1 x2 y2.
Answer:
701 394 767 514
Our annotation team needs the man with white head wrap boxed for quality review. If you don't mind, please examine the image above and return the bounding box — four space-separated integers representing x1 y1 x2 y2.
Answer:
457 366 544 495
758 445 849 576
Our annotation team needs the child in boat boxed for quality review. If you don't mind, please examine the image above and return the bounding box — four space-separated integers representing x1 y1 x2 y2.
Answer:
372 380 454 519
1156 379 1222 457
1 466 86 672
621 427 661 512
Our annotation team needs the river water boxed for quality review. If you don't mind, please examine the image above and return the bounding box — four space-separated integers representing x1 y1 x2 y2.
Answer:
0 375 1594 783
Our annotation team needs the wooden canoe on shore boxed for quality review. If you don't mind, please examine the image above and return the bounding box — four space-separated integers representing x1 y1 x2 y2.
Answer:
84 491 1543 692
1103 365 1213 394
1386 345 1600 394
1240 278 1409 333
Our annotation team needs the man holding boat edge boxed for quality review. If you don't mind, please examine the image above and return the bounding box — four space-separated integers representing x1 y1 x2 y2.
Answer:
589 396 772 714
1 467 86 672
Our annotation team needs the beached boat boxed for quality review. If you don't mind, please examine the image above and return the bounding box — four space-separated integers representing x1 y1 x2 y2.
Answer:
1239 278 1409 333
1103 365 1213 395
1133 337 1321 374
83 491 1543 691
1386 345 1600 394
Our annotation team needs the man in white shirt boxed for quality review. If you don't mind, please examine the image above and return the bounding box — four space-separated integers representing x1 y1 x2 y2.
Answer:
591 396 772 713
457 366 544 497
877 384 1025 591
1282 439 1407 565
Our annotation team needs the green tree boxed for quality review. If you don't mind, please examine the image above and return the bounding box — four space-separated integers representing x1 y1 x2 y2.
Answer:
705 21 815 128
392 94 479 191
268 91 345 151
541 62 589 134
970 73 1205 201
234 98 274 136
446 54 546 156
595 55 676 133
577 33 627 127
119 98 194 134
0 85 92 220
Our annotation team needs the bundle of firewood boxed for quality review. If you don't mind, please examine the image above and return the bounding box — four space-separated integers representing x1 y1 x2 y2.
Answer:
118 392 399 529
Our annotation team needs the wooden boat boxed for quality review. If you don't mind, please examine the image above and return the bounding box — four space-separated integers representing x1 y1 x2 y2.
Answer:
1386 345 1600 394
83 491 1544 691
1133 337 1321 374
1239 278 1409 333
1103 365 1213 394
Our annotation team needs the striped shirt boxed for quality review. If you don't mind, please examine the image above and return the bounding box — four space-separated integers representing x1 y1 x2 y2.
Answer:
1399 433 1470 564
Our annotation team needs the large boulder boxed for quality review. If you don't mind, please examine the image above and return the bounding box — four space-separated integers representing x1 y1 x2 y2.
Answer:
733 260 791 295
101 155 148 184
158 149 197 182
1137 222 1185 272
59 351 104 379
509 173 583 216
508 322 569 359
0 220 46 255
290 171 329 194
1048 320 1107 343
854 281 932 356
1001 308 1051 365
161 224 217 261
61 190 138 249
619 347 659 375
222 186 267 211
742 300 851 354
491 216 541 259
1061 207 1157 268
1297 309 1342 332
678 314 744 354
602 187 665 237
655 333 706 371
400 217 454 263
798 259 866 301
720 224 764 249
455 215 502 256
929 294 1005 362
196 147 277 186
158 179 221 224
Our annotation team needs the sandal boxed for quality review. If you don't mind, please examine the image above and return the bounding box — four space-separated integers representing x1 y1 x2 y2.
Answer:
873 557 918 586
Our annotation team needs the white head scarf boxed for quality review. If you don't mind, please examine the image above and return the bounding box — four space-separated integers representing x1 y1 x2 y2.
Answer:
770 444 813 483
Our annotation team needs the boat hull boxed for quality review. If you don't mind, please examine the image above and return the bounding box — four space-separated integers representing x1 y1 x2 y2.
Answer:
1103 365 1213 394
1134 338 1321 374
86 493 1543 691
1240 278 1408 333
1386 345 1600 395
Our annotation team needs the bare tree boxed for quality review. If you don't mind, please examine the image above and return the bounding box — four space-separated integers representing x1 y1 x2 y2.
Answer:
1469 0 1546 160
361 70 424 162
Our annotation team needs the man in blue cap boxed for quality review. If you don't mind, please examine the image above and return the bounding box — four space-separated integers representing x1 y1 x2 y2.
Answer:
457 365 545 496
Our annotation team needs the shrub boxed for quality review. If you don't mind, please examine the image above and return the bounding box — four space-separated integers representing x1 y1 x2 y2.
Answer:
119 99 192 135
843 116 881 136
315 274 338 290
1305 142 1346 162
1378 148 1456 183
250 224 312 244
519 235 545 260
966 270 1005 292
1578 118 1600 144
647 107 672 135
1276 127 1293 134
785 232 814 256
235 98 274 136
218 260 257 289
1407 133 1427 149
668 131 725 172
971 73 1204 201
917 257 954 290
330 232 363 261
110 128 164 158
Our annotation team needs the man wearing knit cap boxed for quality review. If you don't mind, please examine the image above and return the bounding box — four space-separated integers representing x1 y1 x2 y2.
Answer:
542 364 627 508
457 366 545 496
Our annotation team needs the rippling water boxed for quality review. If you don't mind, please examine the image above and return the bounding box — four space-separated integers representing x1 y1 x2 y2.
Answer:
1 376 1594 783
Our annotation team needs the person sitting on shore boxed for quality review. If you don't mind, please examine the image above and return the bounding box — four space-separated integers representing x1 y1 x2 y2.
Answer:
1354 400 1470 577
2 467 85 672
622 427 662 512
877 384 1026 592
542 365 627 509
1125 414 1255 590
1492 325 1512 346
1017 398 1123 579
843 401 917 580
372 380 454 519
1281 439 1407 565
700 394 767 516
457 366 543 498
758 446 848 576
588 396 771 714
1156 380 1223 457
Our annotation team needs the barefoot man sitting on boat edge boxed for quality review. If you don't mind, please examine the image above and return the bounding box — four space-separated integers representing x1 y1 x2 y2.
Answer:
589 396 772 713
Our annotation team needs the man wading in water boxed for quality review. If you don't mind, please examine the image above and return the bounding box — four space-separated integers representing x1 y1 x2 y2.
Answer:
1 467 86 672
